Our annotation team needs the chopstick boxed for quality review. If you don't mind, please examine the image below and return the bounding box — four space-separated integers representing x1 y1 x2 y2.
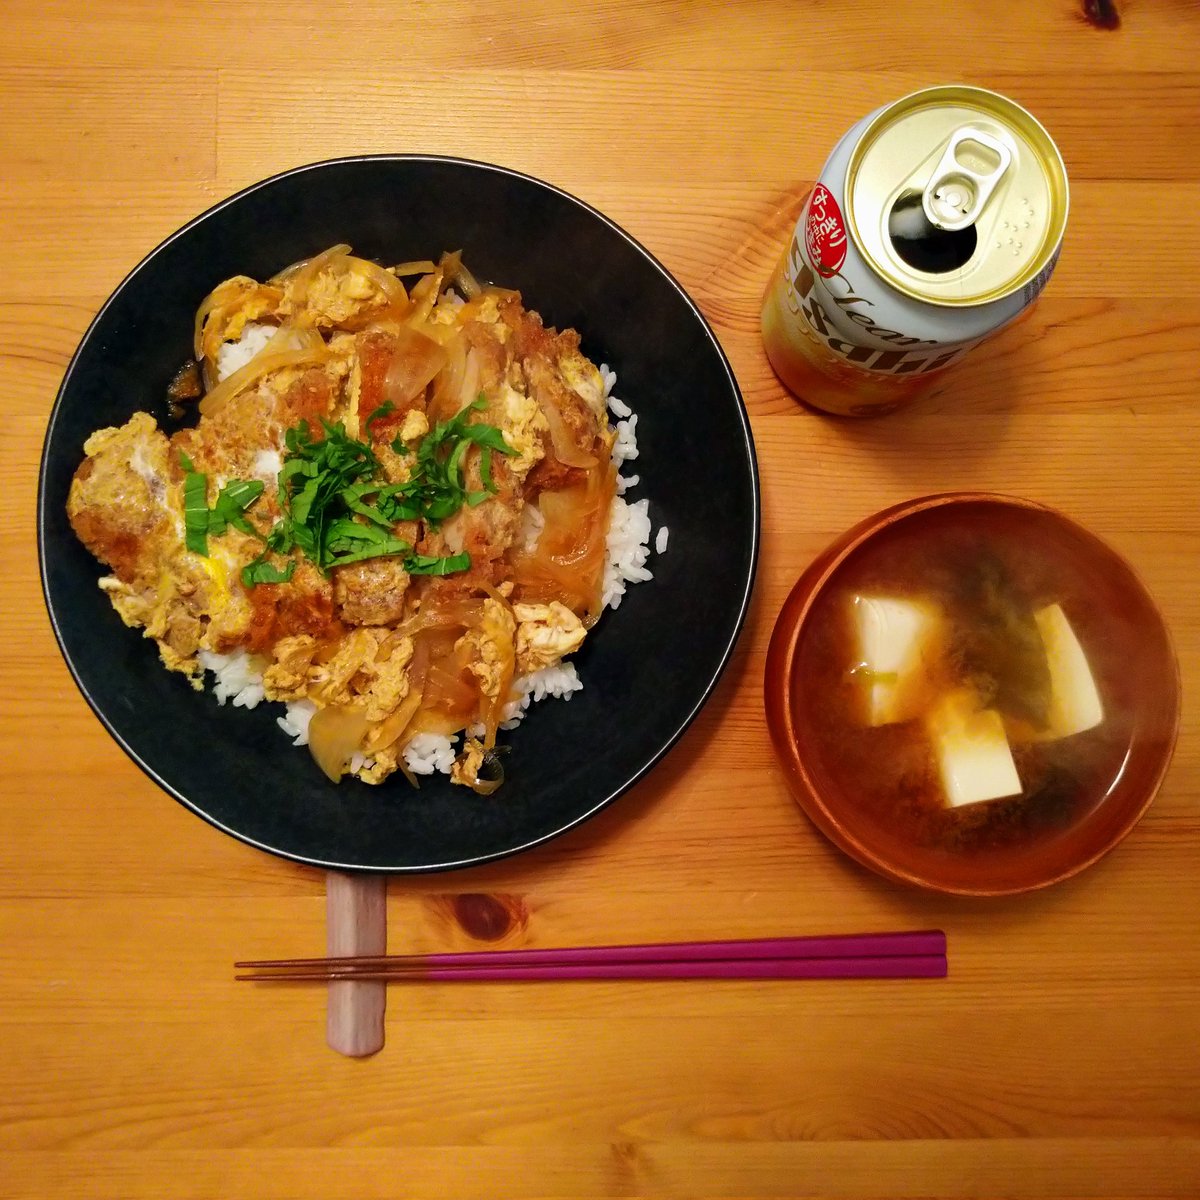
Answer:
235 929 947 982
237 957 947 982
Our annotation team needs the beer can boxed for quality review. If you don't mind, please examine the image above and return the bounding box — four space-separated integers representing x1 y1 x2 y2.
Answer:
761 86 1069 416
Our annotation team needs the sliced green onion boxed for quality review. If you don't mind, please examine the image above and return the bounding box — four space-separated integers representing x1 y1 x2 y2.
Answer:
181 454 210 556
241 557 296 586
209 478 265 537
404 551 471 576
240 401 518 586
365 400 395 431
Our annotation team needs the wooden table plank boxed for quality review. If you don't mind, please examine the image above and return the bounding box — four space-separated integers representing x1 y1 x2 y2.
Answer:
2 181 1198 305
2 2 1198 1198
3 1141 1197 1200
1 0 1198 73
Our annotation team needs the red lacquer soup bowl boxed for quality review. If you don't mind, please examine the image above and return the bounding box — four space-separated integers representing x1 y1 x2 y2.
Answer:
764 493 1180 896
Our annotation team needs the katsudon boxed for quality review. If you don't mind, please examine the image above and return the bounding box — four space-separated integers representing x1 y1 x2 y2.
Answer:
68 247 658 791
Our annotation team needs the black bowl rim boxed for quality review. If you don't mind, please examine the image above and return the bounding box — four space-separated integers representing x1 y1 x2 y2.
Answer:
36 154 761 872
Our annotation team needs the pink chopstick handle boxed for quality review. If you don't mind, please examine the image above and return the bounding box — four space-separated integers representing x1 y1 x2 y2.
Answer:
409 955 948 982
420 930 947 969
325 872 387 1057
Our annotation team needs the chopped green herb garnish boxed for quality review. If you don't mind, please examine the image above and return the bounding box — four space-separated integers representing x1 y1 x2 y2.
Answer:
405 551 472 576
232 397 515 587
365 400 395 431
237 400 511 588
179 451 266 558
180 453 210 555
478 445 495 494
209 478 265 538
391 396 517 524
241 557 296 586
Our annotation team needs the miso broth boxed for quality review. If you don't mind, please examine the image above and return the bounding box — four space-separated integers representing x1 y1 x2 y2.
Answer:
792 506 1135 857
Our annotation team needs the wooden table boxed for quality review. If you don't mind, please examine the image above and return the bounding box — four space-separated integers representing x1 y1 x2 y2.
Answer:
2 2 1197 1196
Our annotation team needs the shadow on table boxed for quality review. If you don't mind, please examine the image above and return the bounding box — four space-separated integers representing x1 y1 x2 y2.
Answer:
807 316 1052 486
414 627 762 894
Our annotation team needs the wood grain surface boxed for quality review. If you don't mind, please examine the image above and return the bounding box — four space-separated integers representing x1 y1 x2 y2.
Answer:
2 2 1198 1197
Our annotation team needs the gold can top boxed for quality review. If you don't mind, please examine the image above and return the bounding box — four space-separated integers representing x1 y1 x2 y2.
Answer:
845 86 1069 307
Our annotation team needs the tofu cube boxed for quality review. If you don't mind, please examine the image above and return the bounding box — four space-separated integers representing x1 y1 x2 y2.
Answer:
927 691 1023 808
852 595 938 726
1034 603 1103 739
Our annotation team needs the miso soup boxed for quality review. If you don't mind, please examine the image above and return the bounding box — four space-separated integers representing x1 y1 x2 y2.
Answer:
791 504 1139 858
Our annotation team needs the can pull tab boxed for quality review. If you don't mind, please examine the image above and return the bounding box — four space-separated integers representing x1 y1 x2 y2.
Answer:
922 127 1012 232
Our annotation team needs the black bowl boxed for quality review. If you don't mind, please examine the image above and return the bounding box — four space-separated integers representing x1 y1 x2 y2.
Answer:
38 156 759 872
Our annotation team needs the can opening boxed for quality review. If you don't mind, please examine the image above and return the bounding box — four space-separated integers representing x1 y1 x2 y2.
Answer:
888 190 977 274
844 86 1068 306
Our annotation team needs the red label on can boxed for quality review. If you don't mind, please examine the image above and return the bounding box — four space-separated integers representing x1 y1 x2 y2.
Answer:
805 183 848 278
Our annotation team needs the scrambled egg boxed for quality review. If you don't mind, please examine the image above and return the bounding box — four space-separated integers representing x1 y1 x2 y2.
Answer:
397 408 429 444
498 382 548 480
513 602 587 674
558 347 608 424
456 599 517 702
450 738 487 789
196 277 283 361
280 261 395 330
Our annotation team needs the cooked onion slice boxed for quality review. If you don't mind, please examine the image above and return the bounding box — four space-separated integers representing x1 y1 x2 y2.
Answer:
270 243 352 289
270 244 409 327
394 597 486 640
198 325 329 416
439 250 482 300
510 461 616 623
193 291 220 362
541 398 598 468
365 686 425 755
406 709 470 739
467 751 504 796
345 255 409 309
424 663 478 720
384 327 449 408
307 704 371 783
391 259 439 277
457 347 482 412
428 332 467 423
406 270 444 327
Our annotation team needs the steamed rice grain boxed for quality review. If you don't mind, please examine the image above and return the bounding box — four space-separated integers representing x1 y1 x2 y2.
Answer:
199 648 267 709
403 733 458 776
215 322 275 381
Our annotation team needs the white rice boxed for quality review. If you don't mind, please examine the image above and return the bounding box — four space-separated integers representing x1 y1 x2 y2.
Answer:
498 663 584 730
519 501 546 552
200 360 667 779
252 448 283 483
402 733 458 776
277 698 316 746
198 649 267 709
216 322 275 381
607 393 632 420
601 496 654 611
611 414 639 466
